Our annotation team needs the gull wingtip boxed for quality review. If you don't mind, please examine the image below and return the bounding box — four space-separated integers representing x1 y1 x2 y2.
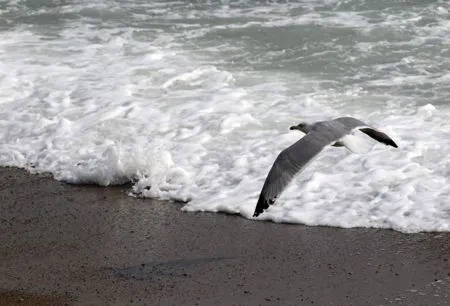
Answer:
252 207 263 218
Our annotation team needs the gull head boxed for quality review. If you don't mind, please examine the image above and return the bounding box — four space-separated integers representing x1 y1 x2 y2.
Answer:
289 122 311 133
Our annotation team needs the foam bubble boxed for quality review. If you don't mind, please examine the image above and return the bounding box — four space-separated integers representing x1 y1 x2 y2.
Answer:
417 103 436 120
220 114 261 134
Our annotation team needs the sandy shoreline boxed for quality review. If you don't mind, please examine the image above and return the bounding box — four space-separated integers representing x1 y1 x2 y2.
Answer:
0 166 448 305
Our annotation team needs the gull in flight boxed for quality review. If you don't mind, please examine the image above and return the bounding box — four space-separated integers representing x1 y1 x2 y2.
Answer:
253 117 398 217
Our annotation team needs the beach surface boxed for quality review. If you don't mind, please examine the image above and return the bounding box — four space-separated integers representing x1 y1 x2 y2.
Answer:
0 166 448 305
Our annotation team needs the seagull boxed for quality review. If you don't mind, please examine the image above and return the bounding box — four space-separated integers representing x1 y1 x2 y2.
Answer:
253 117 398 217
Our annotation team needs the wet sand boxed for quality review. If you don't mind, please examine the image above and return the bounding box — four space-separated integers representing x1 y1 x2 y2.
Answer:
0 166 448 305
0 291 69 306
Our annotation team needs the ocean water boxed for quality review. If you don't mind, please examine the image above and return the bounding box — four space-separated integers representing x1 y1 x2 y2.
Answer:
0 0 449 233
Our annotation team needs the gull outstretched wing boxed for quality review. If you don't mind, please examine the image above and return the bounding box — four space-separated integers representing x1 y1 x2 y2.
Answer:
334 117 398 148
253 126 341 217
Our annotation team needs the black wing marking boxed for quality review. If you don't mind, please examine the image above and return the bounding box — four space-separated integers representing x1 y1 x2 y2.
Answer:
359 128 398 148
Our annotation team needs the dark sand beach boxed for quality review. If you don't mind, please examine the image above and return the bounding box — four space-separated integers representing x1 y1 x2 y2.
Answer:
0 166 448 305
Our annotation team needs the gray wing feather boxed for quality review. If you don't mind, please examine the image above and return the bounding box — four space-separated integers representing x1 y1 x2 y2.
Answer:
253 128 342 217
333 117 370 130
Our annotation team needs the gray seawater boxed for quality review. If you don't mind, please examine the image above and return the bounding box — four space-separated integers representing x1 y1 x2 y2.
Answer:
0 0 449 232
2 1 449 87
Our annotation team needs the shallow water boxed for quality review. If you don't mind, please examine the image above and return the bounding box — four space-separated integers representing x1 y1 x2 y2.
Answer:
0 0 449 232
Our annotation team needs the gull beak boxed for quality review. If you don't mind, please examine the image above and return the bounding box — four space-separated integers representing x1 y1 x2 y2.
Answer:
289 125 299 130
